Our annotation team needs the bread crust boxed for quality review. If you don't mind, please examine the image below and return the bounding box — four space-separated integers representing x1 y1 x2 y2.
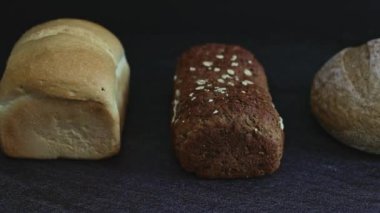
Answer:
0 19 130 159
172 44 284 178
311 39 380 154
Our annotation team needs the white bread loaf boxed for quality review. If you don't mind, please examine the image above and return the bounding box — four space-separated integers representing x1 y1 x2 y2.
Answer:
0 19 130 159
311 39 380 154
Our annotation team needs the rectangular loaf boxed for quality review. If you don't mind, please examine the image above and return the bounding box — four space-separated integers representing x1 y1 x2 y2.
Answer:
172 44 284 178
0 19 130 159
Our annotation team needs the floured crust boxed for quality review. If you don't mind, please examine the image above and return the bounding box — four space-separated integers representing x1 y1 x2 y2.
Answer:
311 39 380 154
0 19 130 159
172 44 284 178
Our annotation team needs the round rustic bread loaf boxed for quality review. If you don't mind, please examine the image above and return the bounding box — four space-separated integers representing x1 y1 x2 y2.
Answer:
311 39 380 154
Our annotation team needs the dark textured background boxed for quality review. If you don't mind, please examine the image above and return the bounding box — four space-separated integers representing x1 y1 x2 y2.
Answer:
0 0 379 212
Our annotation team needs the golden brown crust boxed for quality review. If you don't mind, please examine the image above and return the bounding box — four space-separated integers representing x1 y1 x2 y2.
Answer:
172 44 284 178
14 18 123 64
2 38 116 103
0 19 130 159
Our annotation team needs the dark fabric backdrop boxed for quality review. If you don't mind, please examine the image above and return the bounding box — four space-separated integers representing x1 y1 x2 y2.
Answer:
0 0 379 212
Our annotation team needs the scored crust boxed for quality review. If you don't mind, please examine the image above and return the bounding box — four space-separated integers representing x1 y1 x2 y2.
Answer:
311 39 380 154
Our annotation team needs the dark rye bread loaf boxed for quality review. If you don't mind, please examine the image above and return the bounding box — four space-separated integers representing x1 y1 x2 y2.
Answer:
172 44 284 178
